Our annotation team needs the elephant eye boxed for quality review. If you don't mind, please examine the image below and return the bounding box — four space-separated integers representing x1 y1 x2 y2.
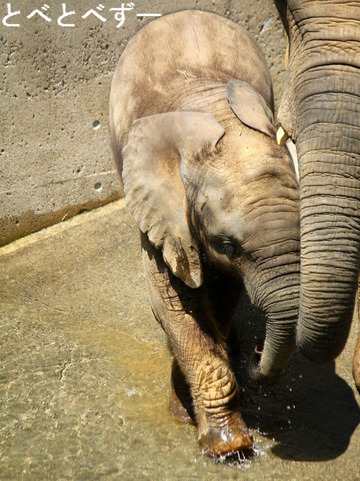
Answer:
223 243 237 259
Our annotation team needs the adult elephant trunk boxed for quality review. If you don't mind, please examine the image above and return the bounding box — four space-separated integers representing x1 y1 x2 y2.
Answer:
275 0 360 362
297 109 360 361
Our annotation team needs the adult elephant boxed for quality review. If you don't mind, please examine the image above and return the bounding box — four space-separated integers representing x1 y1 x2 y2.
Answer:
274 0 360 390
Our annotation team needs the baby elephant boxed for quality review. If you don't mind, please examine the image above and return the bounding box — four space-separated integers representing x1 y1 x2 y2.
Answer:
109 10 300 456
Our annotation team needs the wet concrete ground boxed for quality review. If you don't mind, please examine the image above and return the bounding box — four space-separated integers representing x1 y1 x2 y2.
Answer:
1 200 360 481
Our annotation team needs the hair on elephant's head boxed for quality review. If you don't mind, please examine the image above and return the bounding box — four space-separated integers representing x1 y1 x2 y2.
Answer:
123 78 300 384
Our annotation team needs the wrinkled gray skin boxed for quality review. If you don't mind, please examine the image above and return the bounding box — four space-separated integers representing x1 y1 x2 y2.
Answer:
275 0 360 393
109 10 300 456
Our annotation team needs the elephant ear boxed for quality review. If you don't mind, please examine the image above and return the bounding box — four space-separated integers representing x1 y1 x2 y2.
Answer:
122 111 224 288
226 79 276 138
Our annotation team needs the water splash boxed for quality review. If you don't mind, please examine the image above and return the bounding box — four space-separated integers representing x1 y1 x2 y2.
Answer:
202 430 273 469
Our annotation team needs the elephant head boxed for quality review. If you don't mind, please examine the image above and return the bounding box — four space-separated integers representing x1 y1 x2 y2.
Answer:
122 78 300 384
275 0 360 371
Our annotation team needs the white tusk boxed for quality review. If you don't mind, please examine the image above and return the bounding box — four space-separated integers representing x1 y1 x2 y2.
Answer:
276 125 289 146
285 138 299 180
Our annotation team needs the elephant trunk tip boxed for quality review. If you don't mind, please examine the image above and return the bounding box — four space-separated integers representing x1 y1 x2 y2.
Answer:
248 339 287 386
296 326 349 364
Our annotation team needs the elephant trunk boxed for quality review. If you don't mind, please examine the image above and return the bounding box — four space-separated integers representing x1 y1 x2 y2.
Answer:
239 176 300 384
276 0 360 364
297 119 360 362
291 65 360 362
248 256 300 384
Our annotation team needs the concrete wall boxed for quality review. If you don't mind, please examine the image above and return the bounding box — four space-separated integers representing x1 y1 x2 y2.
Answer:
0 0 286 246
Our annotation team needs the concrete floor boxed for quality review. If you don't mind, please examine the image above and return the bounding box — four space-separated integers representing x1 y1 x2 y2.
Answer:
1 200 360 481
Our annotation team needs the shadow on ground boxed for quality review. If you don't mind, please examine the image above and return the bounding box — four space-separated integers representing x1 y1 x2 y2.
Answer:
232 295 360 462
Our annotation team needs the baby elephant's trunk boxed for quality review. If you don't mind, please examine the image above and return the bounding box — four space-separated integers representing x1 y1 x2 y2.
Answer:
247 250 300 384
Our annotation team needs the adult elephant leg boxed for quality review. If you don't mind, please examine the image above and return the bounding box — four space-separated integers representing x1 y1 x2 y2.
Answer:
354 288 360 393
141 233 253 456
353 335 360 394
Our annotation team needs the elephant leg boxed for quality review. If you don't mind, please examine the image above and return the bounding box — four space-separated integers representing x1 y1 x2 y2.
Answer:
204 270 244 355
354 289 360 393
169 273 243 424
141 233 253 456
353 337 360 394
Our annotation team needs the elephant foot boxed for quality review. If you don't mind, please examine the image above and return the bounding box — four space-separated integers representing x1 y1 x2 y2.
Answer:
169 360 196 424
353 335 360 394
198 413 253 457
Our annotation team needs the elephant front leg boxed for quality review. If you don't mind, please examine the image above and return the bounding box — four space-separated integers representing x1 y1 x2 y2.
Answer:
163 303 253 456
193 352 252 456
142 234 252 456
